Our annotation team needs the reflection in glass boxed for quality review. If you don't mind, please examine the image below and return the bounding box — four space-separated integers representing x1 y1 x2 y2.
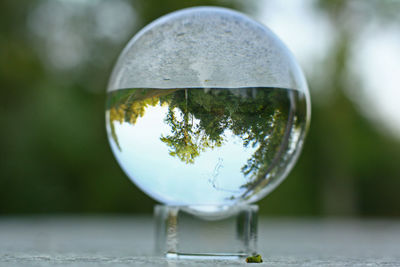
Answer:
106 87 307 206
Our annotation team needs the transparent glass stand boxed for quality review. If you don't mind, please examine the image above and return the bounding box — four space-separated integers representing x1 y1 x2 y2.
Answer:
154 205 258 259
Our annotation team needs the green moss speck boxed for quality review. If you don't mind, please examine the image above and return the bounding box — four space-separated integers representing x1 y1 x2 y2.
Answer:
245 254 263 263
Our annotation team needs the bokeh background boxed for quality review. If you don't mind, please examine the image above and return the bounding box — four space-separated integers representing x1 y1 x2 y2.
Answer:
1 0 399 217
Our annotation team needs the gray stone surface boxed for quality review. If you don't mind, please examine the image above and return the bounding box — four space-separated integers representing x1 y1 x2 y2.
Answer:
0 216 399 266
109 7 308 92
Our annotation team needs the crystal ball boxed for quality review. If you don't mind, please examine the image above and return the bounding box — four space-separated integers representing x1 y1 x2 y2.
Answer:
106 7 310 213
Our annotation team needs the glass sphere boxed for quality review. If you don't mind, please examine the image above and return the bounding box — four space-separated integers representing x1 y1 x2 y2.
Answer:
106 7 310 214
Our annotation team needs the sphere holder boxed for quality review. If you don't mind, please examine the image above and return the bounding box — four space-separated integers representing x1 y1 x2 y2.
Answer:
154 204 258 259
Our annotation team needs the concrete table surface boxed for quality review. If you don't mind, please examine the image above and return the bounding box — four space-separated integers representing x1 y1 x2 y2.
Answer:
0 216 399 266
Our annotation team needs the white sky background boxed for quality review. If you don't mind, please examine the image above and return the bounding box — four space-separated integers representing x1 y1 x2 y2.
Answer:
351 27 400 136
28 0 400 138
257 0 400 138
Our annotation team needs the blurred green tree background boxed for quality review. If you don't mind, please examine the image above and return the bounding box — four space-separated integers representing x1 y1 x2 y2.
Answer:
0 0 399 216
